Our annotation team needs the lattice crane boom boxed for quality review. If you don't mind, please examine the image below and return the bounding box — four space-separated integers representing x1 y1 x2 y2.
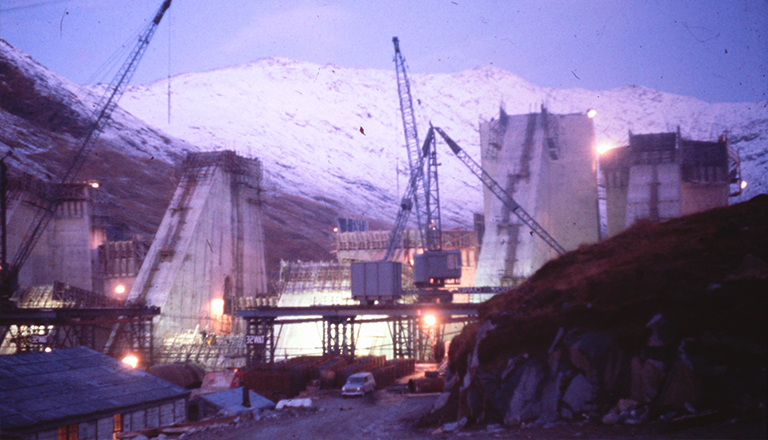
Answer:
384 37 429 260
1 0 173 301
433 127 566 255
383 127 435 261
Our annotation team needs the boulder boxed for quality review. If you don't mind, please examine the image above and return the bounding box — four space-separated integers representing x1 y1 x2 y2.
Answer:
659 356 701 410
646 314 674 347
562 373 597 414
603 347 630 395
537 371 567 424
631 357 666 403
569 333 613 384
504 361 545 426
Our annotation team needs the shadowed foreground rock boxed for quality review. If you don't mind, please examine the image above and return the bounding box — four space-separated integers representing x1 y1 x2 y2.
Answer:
428 195 767 432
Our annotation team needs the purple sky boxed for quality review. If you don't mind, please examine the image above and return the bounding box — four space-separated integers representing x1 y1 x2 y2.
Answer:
1 0 766 103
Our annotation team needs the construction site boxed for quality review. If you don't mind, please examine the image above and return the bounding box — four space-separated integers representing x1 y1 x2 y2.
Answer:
0 31 746 370
1 3 762 437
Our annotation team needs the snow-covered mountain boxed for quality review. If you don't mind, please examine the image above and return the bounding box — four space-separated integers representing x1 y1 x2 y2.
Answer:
120 57 768 228
3 36 766 257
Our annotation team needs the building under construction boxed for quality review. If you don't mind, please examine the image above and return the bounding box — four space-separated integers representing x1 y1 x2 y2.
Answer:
125 151 268 339
3 175 106 293
475 107 599 287
600 131 738 237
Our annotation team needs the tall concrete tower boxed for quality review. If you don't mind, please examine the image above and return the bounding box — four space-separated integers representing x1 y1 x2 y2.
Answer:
475 107 598 287
127 151 268 337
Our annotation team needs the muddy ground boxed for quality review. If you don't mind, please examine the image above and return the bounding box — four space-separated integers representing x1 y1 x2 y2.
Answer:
182 389 766 440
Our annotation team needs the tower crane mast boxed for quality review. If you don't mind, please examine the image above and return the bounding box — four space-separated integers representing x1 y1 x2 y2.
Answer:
1 0 173 304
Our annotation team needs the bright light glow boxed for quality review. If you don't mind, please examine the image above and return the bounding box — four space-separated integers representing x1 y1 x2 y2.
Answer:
44 347 52 353
122 355 139 368
211 298 225 316
90 182 100 189
587 109 597 118
597 143 615 155
424 315 436 326
114 284 126 295
740 180 748 189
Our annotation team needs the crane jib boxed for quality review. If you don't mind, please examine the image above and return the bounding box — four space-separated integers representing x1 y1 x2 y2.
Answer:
154 0 172 25
433 127 566 256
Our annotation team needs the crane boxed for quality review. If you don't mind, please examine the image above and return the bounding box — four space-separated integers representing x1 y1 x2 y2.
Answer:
386 39 459 291
0 0 173 306
352 39 459 305
433 127 566 255
383 37 430 261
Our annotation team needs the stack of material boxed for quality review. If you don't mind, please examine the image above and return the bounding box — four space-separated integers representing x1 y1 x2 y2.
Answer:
313 356 350 389
242 354 424 400
371 364 397 388
387 358 416 378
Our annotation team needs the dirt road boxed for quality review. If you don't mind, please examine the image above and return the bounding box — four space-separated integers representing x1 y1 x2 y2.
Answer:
184 390 437 440
180 389 765 440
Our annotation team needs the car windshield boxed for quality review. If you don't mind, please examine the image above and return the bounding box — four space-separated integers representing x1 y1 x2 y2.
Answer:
348 377 365 385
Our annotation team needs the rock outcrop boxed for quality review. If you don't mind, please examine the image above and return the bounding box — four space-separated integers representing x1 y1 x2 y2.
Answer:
433 195 768 430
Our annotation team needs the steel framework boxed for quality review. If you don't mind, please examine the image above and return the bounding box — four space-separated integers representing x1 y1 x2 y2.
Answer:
240 303 478 364
0 307 158 362
244 316 276 365
322 316 356 356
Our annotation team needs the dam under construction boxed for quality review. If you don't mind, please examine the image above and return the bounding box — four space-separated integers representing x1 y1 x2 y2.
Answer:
1 103 740 370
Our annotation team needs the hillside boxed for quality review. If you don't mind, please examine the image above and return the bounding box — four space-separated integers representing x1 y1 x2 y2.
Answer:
440 195 767 431
0 40 336 282
0 38 190 238
120 57 768 229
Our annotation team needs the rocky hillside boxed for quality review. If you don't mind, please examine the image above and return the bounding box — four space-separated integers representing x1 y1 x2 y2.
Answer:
0 40 336 283
433 195 767 431
0 38 190 238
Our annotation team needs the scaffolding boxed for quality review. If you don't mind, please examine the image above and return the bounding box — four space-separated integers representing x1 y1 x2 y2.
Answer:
12 281 123 309
277 260 351 295
154 329 249 371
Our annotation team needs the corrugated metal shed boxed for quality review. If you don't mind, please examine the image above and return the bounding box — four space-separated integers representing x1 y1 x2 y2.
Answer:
0 346 190 434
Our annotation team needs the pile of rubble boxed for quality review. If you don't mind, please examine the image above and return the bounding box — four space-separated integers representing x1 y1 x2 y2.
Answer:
429 195 767 431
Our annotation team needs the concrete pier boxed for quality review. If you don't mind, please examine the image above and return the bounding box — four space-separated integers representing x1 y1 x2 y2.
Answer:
127 151 268 337
475 107 599 288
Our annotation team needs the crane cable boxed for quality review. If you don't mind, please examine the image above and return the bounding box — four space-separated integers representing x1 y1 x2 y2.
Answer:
167 6 171 125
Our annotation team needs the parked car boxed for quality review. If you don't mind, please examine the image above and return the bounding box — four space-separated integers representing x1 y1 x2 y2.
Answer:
341 372 376 397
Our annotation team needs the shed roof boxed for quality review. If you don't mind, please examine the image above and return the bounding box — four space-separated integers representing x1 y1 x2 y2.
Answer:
0 346 189 433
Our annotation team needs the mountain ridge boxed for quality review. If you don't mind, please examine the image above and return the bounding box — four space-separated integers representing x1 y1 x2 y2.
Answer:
119 56 768 230
2 40 767 283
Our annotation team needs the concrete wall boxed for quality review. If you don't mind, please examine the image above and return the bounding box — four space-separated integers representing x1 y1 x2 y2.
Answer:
603 135 730 235
604 180 629 238
680 182 729 215
5 184 102 292
128 152 267 338
625 163 681 227
475 110 598 287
